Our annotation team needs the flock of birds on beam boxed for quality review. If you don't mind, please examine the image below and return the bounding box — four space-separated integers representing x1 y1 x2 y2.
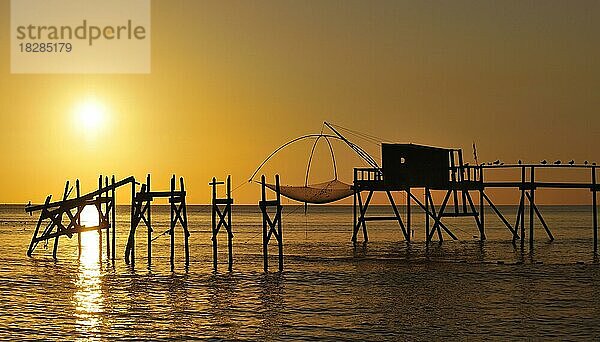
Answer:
470 160 597 166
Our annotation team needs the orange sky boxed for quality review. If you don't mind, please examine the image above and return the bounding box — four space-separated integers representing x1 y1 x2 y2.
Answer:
0 0 598 204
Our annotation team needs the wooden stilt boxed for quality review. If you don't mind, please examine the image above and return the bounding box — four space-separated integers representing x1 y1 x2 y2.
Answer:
227 176 233 272
260 175 283 272
520 166 526 249
77 180 81 258
147 174 152 267
352 187 357 243
180 177 190 268
593 166 597 254
105 176 110 261
406 188 411 242
211 177 218 271
170 175 175 272
529 167 535 250
130 180 135 264
425 189 430 242
111 176 116 261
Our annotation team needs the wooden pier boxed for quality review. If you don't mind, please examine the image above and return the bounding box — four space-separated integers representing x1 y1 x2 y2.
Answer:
25 174 191 270
352 144 599 252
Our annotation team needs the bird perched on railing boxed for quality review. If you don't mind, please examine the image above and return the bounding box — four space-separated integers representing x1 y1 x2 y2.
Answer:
584 160 589 165
568 160 575 165
554 160 561 165
493 160 500 165
518 160 522 165
541 160 548 165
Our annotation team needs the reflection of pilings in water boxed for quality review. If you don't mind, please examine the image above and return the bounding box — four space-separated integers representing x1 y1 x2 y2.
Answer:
207 274 240 338
258 273 284 340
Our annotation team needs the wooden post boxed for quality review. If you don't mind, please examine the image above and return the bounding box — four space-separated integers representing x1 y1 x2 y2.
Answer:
406 188 411 242
53 181 70 259
130 179 135 265
98 176 103 262
529 167 535 250
593 166 597 254
180 177 190 268
480 167 485 239
425 188 430 242
261 175 268 272
147 174 152 267
352 185 357 243
276 175 283 272
457 149 468 213
105 176 110 261
111 176 116 261
450 151 459 213
211 177 218 270
520 166 526 249
227 175 233 272
77 179 81 258
170 175 175 272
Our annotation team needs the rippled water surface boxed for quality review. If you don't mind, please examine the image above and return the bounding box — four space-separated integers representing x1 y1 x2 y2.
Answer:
1 204 600 340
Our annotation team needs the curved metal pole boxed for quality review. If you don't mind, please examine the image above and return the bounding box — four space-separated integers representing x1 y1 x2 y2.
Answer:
249 134 342 182
305 135 322 186
304 136 339 186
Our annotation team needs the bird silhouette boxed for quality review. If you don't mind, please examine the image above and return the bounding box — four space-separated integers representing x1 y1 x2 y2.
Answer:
554 160 561 165
493 160 500 165
518 160 522 165
584 160 589 165
593 162 597 166
568 160 575 165
541 160 548 165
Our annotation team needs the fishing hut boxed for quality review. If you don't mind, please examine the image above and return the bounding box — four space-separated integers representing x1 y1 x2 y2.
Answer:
353 143 600 252
25 174 191 269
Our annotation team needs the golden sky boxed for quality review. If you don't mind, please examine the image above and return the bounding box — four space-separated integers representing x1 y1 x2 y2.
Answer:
0 0 598 204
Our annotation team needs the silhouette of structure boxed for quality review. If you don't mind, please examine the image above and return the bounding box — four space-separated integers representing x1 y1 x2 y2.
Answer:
25 174 191 270
210 175 234 271
353 143 599 252
260 175 283 272
128 174 189 271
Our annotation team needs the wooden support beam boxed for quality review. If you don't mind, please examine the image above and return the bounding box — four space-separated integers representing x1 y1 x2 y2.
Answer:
525 192 554 241
593 167 597 254
26 176 135 213
385 191 408 241
482 192 518 238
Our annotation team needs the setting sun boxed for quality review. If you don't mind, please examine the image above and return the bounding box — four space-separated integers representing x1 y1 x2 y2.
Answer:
75 99 106 132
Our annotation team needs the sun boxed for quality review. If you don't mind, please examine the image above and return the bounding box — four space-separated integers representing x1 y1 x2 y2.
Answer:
80 205 100 227
75 99 106 132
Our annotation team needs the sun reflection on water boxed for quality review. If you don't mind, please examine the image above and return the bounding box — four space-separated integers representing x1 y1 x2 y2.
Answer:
74 206 105 337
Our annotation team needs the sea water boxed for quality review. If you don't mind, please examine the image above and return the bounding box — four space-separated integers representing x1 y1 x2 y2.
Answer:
1 204 599 340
